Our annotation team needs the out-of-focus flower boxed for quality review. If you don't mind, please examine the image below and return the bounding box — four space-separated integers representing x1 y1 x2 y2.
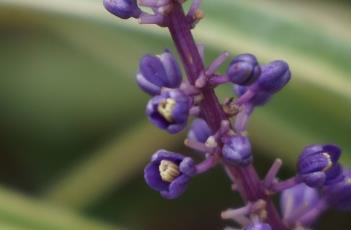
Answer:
280 183 319 224
137 50 182 95
244 222 272 230
144 150 196 199
325 168 351 211
297 144 344 187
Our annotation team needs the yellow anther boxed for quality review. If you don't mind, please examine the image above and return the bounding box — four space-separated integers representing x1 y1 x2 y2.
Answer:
346 177 351 184
321 152 333 172
159 160 180 182
158 98 176 122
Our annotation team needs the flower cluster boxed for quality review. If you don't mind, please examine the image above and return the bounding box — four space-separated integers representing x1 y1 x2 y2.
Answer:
104 0 350 229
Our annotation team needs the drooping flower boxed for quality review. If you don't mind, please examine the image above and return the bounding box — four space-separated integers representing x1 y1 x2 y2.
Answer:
297 144 344 187
187 119 212 143
146 89 191 134
137 50 182 95
222 135 253 166
103 0 141 19
280 183 319 225
144 150 196 199
227 53 261 86
324 168 351 211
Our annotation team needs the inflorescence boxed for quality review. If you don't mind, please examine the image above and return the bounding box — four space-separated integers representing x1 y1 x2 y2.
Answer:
103 0 351 229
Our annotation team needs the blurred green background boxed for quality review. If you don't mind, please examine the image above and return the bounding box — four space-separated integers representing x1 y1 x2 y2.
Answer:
0 0 350 229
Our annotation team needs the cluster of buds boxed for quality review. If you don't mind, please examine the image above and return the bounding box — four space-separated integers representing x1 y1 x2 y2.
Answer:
103 0 350 229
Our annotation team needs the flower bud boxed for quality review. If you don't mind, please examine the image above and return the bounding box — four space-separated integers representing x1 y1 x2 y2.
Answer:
144 150 195 199
222 136 252 166
256 60 291 93
227 54 261 86
187 119 212 143
103 0 141 19
146 89 191 134
137 51 182 95
297 144 344 187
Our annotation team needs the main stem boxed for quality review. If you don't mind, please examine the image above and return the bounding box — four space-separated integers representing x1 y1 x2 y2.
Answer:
167 3 286 229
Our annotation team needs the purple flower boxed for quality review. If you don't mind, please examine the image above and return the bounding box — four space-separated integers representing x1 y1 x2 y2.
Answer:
222 136 252 166
297 144 344 187
144 150 196 199
137 50 182 96
256 60 291 94
244 222 272 230
280 183 319 224
227 54 261 86
187 119 212 143
103 0 141 19
235 85 272 106
146 89 191 134
324 168 351 211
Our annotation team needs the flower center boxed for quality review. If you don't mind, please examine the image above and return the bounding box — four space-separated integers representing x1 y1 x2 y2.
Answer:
159 160 180 182
158 98 176 122
321 152 333 172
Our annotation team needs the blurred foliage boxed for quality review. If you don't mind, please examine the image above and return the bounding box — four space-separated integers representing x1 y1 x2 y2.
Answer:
0 0 350 229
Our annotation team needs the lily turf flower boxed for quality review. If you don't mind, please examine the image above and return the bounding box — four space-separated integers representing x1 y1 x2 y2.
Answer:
324 168 351 211
144 150 196 199
280 183 319 225
103 0 141 19
137 50 182 95
146 89 192 134
297 144 344 187
227 53 261 86
187 119 212 143
222 135 253 166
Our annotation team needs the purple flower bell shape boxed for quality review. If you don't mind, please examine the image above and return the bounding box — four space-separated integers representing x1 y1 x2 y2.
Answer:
222 135 253 166
103 0 141 19
256 60 291 94
297 144 344 187
325 168 351 211
280 183 319 225
187 119 212 143
146 89 191 134
244 222 272 230
227 54 261 86
137 50 182 96
144 150 196 199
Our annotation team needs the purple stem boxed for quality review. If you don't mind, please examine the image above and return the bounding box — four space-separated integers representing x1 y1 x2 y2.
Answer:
167 3 287 229
195 155 218 174
272 176 301 193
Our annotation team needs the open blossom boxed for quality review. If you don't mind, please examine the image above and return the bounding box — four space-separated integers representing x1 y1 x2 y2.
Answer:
137 50 182 95
146 89 191 134
297 144 344 187
144 150 196 199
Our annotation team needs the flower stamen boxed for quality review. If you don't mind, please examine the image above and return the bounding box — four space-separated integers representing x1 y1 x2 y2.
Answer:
158 98 176 122
159 160 180 182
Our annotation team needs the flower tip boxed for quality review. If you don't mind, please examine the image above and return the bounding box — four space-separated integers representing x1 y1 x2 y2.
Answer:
103 0 141 19
227 53 261 86
222 135 253 166
257 60 291 93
